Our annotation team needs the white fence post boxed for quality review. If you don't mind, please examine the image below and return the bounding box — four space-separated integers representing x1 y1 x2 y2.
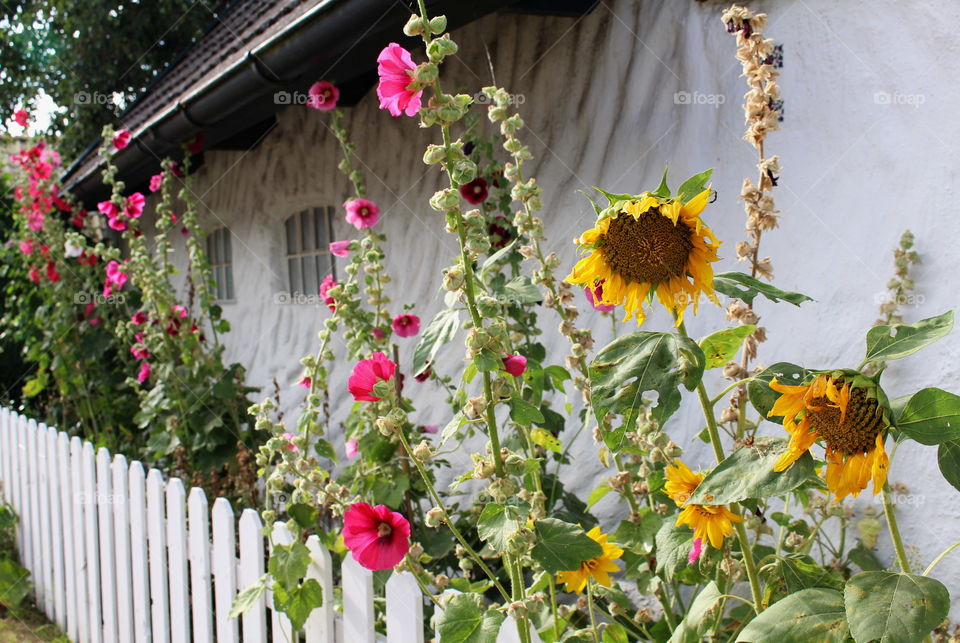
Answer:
387 572 424 643
167 478 191 643
45 426 65 626
36 424 53 617
342 555 375 643
70 436 90 643
304 535 335 643
238 508 267 642
82 441 103 643
128 461 152 643
212 498 239 643
113 454 135 643
97 447 119 643
57 432 77 641
188 487 214 643
147 468 170 643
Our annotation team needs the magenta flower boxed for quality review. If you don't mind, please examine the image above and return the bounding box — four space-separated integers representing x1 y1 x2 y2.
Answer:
343 502 411 571
125 192 145 219
345 439 359 459
372 327 386 340
188 134 205 155
298 376 312 389
130 344 149 360
113 130 131 150
460 177 489 205
688 538 704 564
329 240 351 257
392 314 420 338
586 281 616 312
171 304 188 318
27 266 40 284
376 43 422 117
319 274 338 312
131 311 148 325
136 362 151 383
98 200 118 219
46 261 60 283
502 354 527 378
19 239 34 255
149 173 163 193
282 433 299 452
422 424 439 434
13 109 29 128
348 352 397 402
103 260 128 297
344 198 380 229
307 81 340 110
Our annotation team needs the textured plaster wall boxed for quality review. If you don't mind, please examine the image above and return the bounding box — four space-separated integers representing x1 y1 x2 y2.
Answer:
158 0 960 614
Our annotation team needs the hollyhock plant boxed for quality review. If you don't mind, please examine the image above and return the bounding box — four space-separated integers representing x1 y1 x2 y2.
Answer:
103 260 128 297
172 304 188 318
502 354 527 377
27 266 40 284
344 198 380 229
372 327 386 340
308 81 339 110
136 362 151 383
376 43 423 117
345 439 359 459
329 240 351 257
149 173 163 192
585 281 616 313
392 313 420 338
13 109 29 127
19 239 34 255
460 177 489 204
348 352 397 402
689 538 704 564
78 251 98 266
113 129 131 150
188 133 205 155
131 311 148 325
342 502 411 571
319 274 338 312
282 433 299 452
45 261 60 282
130 344 149 360
298 376 312 389
125 192 146 219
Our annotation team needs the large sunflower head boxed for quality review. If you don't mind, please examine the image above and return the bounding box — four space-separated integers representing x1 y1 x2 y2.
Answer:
566 170 721 326
768 371 892 499
556 526 623 593
664 460 743 549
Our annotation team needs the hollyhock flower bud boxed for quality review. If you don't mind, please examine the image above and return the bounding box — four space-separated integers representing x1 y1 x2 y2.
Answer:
423 144 446 165
464 396 488 420
450 161 477 186
430 188 459 211
412 62 438 84
113 129 131 150
425 507 444 528
328 240 351 257
392 314 420 338
442 267 464 291
402 13 426 36
376 43 423 117
428 15 447 34
413 440 433 461
502 354 527 377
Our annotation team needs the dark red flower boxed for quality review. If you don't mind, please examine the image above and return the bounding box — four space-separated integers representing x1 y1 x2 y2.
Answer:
460 177 489 204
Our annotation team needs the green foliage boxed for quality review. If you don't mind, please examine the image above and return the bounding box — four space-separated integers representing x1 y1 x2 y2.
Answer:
477 500 529 553
713 272 813 306
436 593 505 643
748 362 813 423
412 307 461 375
530 519 602 574
699 325 755 369
896 387 960 445
937 439 960 492
668 582 723 643
737 588 849 643
844 572 950 643
863 310 954 363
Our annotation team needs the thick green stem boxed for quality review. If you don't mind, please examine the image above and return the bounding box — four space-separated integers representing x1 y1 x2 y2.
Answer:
585 580 601 643
882 481 911 573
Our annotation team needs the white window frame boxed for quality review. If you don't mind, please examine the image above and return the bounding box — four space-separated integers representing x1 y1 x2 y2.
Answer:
206 226 235 302
284 206 336 298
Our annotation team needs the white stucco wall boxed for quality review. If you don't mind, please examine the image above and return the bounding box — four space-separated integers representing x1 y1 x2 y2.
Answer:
161 0 960 615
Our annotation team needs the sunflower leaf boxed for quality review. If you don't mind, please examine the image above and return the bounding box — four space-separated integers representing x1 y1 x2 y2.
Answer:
676 169 713 203
864 310 954 363
412 308 461 376
937 439 960 492
748 362 814 424
844 572 949 643
531 518 603 574
713 272 813 306
589 332 705 443
686 436 817 505
736 588 849 643
653 166 671 198
699 325 755 369
592 186 635 206
436 593 506 643
896 387 960 445
654 521 695 577
669 582 723 643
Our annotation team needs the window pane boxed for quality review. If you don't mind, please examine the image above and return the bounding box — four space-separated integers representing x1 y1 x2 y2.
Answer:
302 254 319 296
288 257 301 295
222 229 232 266
214 266 224 300
315 207 329 249
301 209 315 252
225 265 234 300
206 234 215 265
285 216 299 255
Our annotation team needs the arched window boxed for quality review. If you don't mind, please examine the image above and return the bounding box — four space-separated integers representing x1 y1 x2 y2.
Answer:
205 227 234 301
284 206 335 296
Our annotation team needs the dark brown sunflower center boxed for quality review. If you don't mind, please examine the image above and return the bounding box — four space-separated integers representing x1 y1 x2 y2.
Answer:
601 211 693 284
808 386 884 455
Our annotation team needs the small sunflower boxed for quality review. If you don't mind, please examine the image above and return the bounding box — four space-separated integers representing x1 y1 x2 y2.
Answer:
768 372 891 500
664 460 743 549
556 526 624 593
566 172 721 326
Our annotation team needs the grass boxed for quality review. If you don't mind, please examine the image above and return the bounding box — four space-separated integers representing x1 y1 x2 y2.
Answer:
0 601 67 642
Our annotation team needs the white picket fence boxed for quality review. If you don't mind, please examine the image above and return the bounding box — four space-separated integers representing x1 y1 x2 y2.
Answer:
0 407 539 642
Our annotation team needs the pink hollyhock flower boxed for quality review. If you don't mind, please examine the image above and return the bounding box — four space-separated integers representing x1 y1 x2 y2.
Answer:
103 260 128 297
502 354 527 377
298 376 312 389
125 192 145 219
149 173 163 192
392 314 420 338
136 362 151 383
113 130 131 150
345 439 359 459
344 198 380 230
98 200 118 219
188 133 205 155
27 211 44 232
460 177 489 205
13 109 29 128
27 265 40 284
307 81 339 110
45 261 60 282
376 43 423 117
342 502 411 571
586 281 616 312
372 327 386 340
282 433 299 452
130 344 149 360
171 304 188 318
422 424 439 434
131 311 148 325
169 162 184 177
19 239 34 255
319 274 338 312
329 240 351 257
688 538 704 564
348 352 397 402
78 251 98 266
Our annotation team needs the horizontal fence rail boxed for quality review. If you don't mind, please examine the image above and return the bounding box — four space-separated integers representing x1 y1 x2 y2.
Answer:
0 407 536 642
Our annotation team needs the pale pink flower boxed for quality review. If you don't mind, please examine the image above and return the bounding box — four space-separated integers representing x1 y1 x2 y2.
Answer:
688 538 704 564
329 240 351 257
282 432 298 452
344 198 380 229
345 439 359 459
149 173 163 192
376 43 422 117
298 376 312 389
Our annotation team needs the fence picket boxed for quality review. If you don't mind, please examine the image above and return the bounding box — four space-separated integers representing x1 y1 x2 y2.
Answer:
188 487 214 643
45 427 65 629
97 447 119 643
239 508 267 642
497 617 543 643
56 432 77 641
113 454 135 643
37 424 54 618
147 468 170 643
70 437 90 643
128 461 152 643
212 498 239 643
26 420 41 605
342 555 375 643
82 441 103 643
304 536 334 643
0 409 8 505
270 522 295 642
166 478 191 643
386 572 423 643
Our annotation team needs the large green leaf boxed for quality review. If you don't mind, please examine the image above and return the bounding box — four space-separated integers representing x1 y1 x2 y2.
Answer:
686 437 816 505
844 571 950 643
748 362 814 424
778 556 844 593
530 518 602 574
668 582 723 643
272 579 323 630
676 169 713 203
590 332 705 443
864 310 954 363
477 500 529 553
736 588 849 643
269 542 311 588
699 325 755 369
502 276 542 305
713 272 813 306
0 559 31 608
412 308 461 375
938 439 960 492
437 593 505 643
654 521 695 578
896 387 960 445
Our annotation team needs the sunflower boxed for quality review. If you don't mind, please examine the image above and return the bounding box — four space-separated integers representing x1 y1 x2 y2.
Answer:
664 460 743 549
566 177 721 326
556 526 624 593
768 372 891 500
